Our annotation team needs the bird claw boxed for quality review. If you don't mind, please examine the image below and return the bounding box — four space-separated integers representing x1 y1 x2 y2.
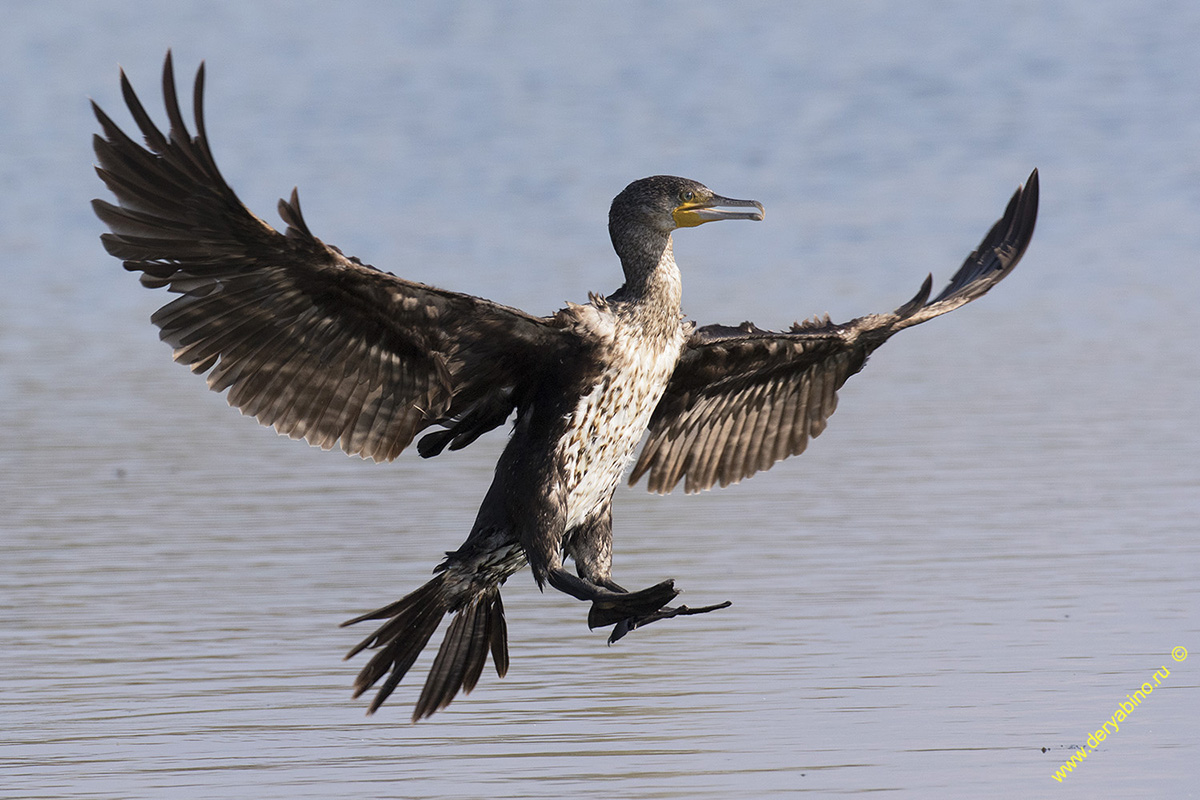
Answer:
606 600 732 644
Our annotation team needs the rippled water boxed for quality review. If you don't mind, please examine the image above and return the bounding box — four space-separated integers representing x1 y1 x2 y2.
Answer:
3 2 1199 798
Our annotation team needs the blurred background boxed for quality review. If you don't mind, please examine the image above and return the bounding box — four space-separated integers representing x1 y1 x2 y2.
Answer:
2 2 1197 798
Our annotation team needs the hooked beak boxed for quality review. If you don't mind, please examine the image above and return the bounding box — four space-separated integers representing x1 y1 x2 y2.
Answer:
673 194 765 228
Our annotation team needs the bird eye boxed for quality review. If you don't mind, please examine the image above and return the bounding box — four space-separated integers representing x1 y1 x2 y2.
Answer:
679 190 695 203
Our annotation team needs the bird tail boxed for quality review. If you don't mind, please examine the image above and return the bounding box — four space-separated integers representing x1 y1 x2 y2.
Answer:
341 573 509 721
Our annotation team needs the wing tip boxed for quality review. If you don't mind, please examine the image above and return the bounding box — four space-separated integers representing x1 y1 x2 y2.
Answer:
1016 167 1040 258
894 273 933 318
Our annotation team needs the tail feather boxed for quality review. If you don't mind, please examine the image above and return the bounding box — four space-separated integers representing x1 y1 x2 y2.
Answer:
413 589 504 721
360 601 447 714
342 576 445 658
456 597 493 694
489 591 510 679
341 575 510 720
343 577 448 714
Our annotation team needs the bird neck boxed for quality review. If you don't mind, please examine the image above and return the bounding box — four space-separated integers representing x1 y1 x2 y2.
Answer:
613 230 682 314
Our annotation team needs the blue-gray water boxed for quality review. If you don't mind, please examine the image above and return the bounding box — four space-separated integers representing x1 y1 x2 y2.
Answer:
2 2 1198 798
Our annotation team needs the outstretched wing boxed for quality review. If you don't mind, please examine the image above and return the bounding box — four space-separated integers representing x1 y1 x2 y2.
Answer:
93 52 572 462
631 170 1039 494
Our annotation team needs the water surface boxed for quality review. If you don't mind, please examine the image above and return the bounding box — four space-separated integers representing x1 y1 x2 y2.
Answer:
2 3 1198 798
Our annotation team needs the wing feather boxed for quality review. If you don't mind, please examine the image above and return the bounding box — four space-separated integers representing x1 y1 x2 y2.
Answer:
774 380 802 464
717 388 756 485
632 170 1039 494
788 371 813 455
726 380 766 487
94 52 573 461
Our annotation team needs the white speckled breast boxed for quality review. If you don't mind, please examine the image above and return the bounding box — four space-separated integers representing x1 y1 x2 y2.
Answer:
556 314 686 531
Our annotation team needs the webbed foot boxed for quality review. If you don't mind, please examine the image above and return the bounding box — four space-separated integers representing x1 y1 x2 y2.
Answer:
605 599 732 643
586 579 679 628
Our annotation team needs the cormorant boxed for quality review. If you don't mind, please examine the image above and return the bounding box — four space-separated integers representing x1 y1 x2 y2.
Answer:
92 54 1039 721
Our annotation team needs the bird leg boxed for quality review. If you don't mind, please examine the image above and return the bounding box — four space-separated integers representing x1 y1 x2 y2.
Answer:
546 567 679 626
545 567 730 642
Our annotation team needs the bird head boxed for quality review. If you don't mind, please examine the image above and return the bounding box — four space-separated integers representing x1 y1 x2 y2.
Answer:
609 176 763 237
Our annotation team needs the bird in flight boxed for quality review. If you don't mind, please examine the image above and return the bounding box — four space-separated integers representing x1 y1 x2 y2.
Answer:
92 53 1038 721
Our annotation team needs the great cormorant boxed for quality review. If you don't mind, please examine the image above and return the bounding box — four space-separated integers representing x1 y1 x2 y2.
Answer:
92 54 1039 721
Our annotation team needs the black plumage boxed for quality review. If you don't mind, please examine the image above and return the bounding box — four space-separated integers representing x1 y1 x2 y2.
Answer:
93 53 1038 720
631 175 1038 493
